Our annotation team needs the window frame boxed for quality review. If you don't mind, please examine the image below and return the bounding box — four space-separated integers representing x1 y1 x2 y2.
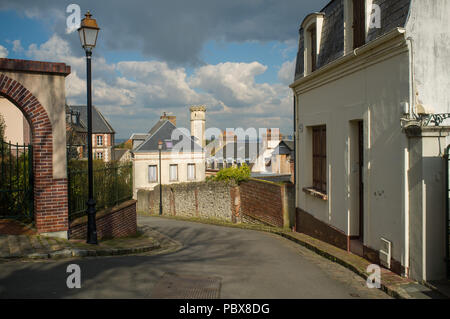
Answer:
97 135 103 146
148 165 158 183
96 152 103 160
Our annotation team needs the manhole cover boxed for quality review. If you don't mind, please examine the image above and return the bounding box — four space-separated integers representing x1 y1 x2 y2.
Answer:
151 273 221 299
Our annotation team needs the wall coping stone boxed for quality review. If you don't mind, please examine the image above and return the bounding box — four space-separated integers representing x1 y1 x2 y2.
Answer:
0 58 71 76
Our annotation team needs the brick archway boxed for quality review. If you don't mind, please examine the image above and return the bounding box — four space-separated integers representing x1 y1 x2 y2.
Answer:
0 73 68 234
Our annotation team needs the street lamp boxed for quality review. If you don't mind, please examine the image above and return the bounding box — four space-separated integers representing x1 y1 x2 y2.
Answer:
158 140 163 216
78 11 100 244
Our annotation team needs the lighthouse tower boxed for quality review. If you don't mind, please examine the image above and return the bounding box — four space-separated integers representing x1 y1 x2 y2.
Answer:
190 105 206 148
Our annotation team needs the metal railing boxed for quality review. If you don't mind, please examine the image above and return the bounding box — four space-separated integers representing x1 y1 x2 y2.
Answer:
0 139 33 221
67 162 133 221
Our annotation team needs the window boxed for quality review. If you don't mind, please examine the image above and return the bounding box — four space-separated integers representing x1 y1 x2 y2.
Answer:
308 24 317 72
353 0 366 49
187 164 196 180
148 165 157 183
96 152 103 160
97 135 103 146
312 126 327 194
169 164 178 181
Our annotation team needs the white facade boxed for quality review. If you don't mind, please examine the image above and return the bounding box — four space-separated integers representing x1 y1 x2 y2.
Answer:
133 151 205 198
291 0 450 282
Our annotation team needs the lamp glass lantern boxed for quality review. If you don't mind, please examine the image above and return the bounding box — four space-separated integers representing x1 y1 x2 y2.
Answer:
78 11 100 51
158 140 163 150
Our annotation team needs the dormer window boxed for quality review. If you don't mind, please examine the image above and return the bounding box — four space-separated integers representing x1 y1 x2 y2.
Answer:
301 12 324 76
353 0 366 49
309 24 317 72
344 0 373 53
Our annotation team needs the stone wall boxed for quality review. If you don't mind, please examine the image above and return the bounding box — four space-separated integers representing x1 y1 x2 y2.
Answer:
69 200 137 240
137 179 295 228
137 181 240 222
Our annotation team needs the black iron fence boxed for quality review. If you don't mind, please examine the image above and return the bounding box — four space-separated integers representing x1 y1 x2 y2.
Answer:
67 162 133 221
0 139 33 221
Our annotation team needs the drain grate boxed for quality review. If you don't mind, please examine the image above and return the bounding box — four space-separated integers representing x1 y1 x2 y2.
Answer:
151 273 221 299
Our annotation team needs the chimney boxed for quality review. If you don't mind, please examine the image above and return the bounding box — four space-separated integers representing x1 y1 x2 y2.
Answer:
160 112 176 126
190 105 206 148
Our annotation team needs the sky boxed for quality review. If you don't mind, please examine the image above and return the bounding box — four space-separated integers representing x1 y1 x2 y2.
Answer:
0 0 329 140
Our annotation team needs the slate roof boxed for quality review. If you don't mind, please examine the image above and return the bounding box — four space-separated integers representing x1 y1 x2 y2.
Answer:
68 105 115 134
113 148 129 161
274 140 295 157
133 119 203 153
294 0 412 81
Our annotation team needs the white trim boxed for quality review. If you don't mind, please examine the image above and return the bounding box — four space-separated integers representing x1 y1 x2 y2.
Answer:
290 28 407 94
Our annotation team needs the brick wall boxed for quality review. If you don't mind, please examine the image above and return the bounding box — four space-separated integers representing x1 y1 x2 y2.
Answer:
69 200 137 240
0 72 69 234
240 179 284 227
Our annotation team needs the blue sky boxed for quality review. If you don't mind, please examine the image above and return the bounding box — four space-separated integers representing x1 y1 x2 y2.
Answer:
0 1 328 139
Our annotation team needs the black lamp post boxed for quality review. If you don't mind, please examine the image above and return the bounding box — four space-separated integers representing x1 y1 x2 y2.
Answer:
78 11 100 244
158 140 163 215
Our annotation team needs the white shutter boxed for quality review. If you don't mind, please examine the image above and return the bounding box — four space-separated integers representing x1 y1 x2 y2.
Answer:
148 165 157 182
188 164 195 180
170 165 178 181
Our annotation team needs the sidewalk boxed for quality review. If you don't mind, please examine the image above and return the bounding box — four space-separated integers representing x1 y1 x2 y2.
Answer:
0 224 180 260
275 231 447 299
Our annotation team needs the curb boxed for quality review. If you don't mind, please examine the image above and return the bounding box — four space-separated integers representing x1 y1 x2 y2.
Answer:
15 242 162 260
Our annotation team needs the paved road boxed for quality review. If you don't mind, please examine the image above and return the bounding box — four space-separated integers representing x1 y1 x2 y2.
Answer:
0 217 390 299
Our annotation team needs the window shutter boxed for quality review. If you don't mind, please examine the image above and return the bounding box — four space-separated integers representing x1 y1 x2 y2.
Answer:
312 126 327 194
353 0 366 49
310 25 317 72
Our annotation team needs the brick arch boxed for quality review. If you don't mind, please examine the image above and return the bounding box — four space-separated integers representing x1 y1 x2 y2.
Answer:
0 73 68 234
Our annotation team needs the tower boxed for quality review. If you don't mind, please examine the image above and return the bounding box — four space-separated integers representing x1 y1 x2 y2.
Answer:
190 105 206 148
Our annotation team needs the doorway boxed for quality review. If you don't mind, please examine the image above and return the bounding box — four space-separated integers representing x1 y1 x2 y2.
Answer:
349 120 364 256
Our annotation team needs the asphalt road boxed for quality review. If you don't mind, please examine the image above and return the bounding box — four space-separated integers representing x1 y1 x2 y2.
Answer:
0 216 390 299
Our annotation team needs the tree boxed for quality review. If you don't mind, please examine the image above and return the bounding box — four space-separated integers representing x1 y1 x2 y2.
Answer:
208 163 251 184
0 113 6 141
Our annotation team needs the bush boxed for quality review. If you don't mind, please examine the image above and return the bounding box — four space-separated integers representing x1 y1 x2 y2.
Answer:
208 163 250 184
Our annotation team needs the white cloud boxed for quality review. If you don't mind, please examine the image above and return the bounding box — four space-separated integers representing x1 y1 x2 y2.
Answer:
0 45 8 58
24 34 293 137
189 62 275 107
12 40 23 53
277 59 295 86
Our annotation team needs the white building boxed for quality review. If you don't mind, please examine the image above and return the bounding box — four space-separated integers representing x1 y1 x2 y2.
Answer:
132 107 206 198
291 0 450 282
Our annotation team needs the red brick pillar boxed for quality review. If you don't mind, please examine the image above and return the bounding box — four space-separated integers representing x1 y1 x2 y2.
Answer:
0 74 69 236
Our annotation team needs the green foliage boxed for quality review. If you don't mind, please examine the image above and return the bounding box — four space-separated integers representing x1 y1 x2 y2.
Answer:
0 113 6 140
208 163 251 184
0 143 33 221
67 160 133 221
116 139 133 150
